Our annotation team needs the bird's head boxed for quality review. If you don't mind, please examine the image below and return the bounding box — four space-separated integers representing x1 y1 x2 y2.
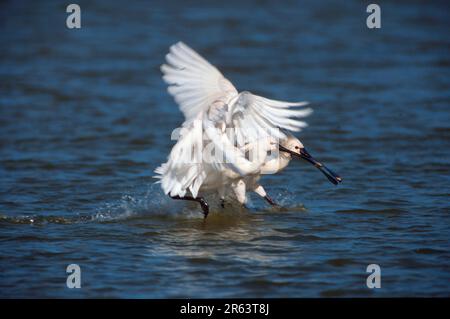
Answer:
279 135 342 185
278 135 304 157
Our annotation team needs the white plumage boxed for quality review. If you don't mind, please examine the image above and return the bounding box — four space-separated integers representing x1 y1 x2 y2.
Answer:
155 42 341 217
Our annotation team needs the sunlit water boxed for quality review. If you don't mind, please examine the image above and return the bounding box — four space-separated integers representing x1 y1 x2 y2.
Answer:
1 1 449 297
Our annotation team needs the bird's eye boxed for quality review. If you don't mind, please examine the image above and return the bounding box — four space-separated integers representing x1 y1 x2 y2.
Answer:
295 146 299 150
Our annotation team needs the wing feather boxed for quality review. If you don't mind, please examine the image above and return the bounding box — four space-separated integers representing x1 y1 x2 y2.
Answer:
229 91 312 147
154 119 204 197
161 42 238 121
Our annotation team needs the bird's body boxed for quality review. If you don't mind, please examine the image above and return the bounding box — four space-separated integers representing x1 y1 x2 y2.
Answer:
155 42 341 217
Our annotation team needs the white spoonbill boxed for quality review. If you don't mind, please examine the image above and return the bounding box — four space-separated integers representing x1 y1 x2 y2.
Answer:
155 42 342 218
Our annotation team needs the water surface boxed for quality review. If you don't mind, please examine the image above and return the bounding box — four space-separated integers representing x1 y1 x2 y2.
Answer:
0 0 449 297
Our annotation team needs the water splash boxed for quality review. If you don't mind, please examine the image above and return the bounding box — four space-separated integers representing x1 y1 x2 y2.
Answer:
92 183 197 221
0 184 186 225
0 184 307 226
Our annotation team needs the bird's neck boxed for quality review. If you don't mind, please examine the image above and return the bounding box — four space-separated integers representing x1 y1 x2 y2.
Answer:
260 154 291 174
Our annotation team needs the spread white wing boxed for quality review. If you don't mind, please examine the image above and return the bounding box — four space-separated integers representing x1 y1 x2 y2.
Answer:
155 42 312 198
229 91 312 148
161 41 238 121
154 118 206 198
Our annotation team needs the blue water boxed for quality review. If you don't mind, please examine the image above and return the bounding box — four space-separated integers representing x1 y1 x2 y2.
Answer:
0 0 449 297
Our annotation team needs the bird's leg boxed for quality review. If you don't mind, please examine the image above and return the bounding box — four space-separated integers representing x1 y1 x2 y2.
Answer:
170 195 209 218
253 185 280 207
264 194 278 206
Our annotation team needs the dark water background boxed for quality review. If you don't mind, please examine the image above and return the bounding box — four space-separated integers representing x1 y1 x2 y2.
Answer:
1 0 449 297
